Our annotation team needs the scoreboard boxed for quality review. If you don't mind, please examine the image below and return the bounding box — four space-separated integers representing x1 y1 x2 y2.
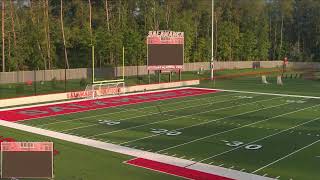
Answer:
147 31 184 71
1 142 53 178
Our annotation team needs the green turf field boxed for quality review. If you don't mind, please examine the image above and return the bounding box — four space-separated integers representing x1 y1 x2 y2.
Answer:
17 87 320 180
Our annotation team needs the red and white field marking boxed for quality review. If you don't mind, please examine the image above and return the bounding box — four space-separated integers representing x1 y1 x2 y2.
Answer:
0 88 218 122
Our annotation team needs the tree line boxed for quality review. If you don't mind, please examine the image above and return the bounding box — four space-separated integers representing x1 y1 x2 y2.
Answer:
0 0 319 72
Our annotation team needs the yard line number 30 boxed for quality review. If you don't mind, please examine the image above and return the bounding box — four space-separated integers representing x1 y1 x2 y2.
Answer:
98 120 121 126
222 140 262 150
150 129 182 136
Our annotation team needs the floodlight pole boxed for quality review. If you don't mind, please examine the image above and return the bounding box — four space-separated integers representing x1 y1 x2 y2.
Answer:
92 45 95 84
210 0 214 81
123 46 125 80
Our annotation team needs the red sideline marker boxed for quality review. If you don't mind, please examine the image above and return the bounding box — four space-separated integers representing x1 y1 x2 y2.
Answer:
126 158 234 180
0 88 218 122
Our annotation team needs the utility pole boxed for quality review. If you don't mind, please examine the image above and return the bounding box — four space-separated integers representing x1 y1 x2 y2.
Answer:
210 0 214 80
2 0 5 72
60 0 69 70
88 0 94 84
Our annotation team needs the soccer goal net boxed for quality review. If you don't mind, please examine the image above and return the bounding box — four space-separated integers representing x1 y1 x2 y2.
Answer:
85 82 125 99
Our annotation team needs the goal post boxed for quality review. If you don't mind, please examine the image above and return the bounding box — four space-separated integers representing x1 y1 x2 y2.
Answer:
92 46 125 84
87 44 126 99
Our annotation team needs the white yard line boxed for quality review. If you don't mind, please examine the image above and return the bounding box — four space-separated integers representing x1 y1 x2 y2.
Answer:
193 87 320 99
191 116 320 164
36 91 237 127
89 97 282 138
157 103 320 153
0 120 274 180
119 98 286 145
58 96 241 132
252 139 320 173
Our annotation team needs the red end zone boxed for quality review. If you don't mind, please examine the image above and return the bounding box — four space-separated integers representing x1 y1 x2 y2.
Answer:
126 158 234 180
0 88 218 122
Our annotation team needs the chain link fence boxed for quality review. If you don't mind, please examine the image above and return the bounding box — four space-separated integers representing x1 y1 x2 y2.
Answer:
0 61 283 99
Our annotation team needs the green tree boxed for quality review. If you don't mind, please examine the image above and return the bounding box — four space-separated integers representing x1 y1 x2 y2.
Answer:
218 21 239 61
